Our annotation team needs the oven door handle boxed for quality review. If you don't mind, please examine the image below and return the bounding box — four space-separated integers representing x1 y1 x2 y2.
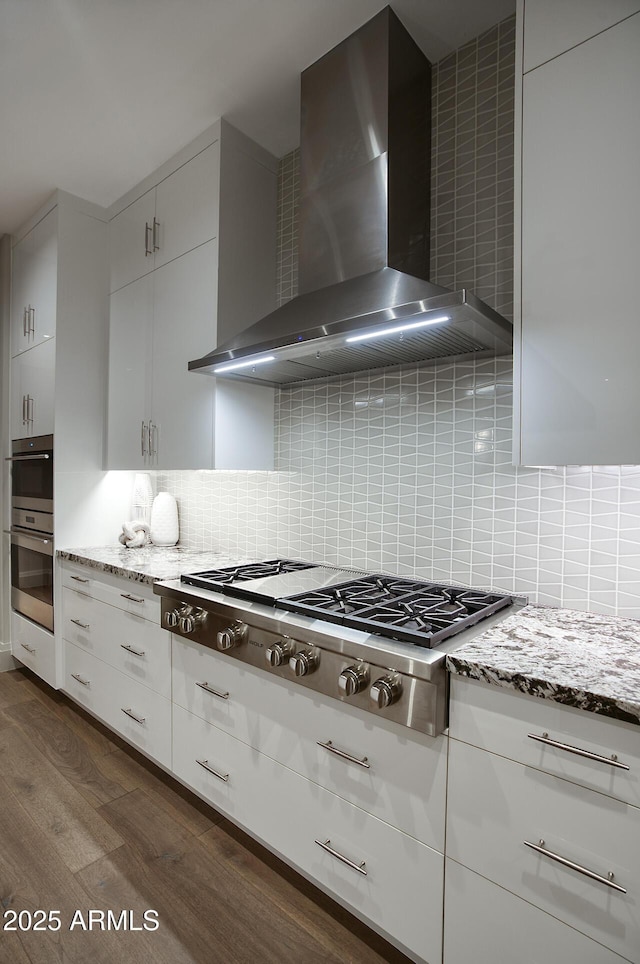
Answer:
10 528 54 556
5 453 51 461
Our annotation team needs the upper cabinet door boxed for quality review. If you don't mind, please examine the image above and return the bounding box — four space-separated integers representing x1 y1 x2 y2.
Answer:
150 240 218 469
517 12 640 465
11 208 58 357
106 273 154 468
153 142 219 270
109 188 156 293
523 0 640 72
11 338 56 440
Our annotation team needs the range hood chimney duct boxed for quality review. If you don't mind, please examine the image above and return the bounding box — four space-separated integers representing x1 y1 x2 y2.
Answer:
189 6 513 385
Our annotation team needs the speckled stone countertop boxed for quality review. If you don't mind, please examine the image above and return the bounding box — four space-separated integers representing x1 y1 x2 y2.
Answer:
56 546 260 585
447 604 640 726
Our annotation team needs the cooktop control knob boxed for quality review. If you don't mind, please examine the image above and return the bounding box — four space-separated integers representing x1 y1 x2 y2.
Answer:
338 664 369 697
370 674 403 709
289 648 319 677
266 639 294 667
179 608 206 634
164 604 188 629
217 621 247 651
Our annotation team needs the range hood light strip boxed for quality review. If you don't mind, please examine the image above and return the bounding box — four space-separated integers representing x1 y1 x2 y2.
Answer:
345 315 450 344
213 355 276 374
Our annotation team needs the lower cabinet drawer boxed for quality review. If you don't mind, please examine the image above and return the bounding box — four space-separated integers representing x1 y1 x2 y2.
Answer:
450 676 640 808
12 611 57 688
444 859 630 964
172 704 443 964
172 637 447 850
63 587 170 697
447 738 640 961
61 564 160 622
64 640 171 769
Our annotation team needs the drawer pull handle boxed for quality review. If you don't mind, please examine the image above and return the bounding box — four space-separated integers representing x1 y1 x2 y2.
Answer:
317 740 370 769
196 680 229 700
314 839 367 876
71 673 90 687
71 575 89 584
121 644 146 657
196 758 229 782
70 619 90 630
524 839 626 894
121 707 146 725
121 593 146 604
20 643 36 654
528 732 630 771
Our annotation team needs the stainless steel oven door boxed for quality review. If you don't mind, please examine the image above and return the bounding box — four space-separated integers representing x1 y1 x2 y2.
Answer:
10 527 54 632
7 434 54 514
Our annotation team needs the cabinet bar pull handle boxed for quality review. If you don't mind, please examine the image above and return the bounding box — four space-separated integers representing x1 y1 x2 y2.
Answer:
20 643 36 654
141 420 147 457
23 306 27 337
22 395 27 425
152 217 160 251
317 739 370 769
524 839 626 893
196 758 229 782
27 395 33 424
148 421 157 458
121 707 146 725
196 680 229 700
314 839 367 876
528 732 630 771
144 221 152 256
70 619 90 630
71 673 90 687
71 575 89 584
29 306 35 335
121 592 145 604
121 644 145 657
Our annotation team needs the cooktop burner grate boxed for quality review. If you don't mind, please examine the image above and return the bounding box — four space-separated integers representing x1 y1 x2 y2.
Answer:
181 559 316 592
278 575 513 647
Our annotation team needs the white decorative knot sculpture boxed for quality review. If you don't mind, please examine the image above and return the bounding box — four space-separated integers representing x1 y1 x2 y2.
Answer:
119 520 151 548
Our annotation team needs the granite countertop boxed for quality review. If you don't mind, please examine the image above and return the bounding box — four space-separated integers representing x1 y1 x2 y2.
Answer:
447 604 640 726
56 545 260 585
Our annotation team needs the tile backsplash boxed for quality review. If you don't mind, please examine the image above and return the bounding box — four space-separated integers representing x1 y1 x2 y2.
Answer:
157 15 640 620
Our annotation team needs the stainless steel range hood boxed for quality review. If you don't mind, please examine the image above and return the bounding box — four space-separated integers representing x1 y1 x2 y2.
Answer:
190 7 513 386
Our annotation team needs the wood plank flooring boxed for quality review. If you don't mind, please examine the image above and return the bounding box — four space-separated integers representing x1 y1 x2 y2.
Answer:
0 668 412 963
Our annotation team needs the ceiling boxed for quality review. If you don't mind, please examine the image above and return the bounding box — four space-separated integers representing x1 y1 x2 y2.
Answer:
0 0 515 235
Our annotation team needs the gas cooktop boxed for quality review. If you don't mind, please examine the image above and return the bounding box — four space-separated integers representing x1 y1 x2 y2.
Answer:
180 559 513 649
157 558 521 736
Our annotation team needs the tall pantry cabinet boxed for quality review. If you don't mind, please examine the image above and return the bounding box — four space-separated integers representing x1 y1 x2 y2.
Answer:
8 191 113 687
106 119 278 471
513 0 640 465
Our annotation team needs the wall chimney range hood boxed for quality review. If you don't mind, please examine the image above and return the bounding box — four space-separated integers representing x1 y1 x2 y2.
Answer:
189 7 513 386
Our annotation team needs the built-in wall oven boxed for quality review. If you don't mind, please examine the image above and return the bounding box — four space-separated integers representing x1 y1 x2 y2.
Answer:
8 435 54 632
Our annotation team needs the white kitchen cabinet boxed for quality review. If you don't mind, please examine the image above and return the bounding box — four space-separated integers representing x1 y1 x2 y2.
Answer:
173 702 443 964
447 676 640 963
109 143 219 293
10 337 56 439
522 0 640 72
11 611 56 689
106 273 153 468
444 859 629 964
61 563 172 767
106 120 277 470
108 189 156 294
10 206 57 356
172 633 447 850
514 6 640 464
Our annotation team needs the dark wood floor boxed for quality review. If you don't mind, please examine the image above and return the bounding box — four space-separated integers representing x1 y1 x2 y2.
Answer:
0 668 412 964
